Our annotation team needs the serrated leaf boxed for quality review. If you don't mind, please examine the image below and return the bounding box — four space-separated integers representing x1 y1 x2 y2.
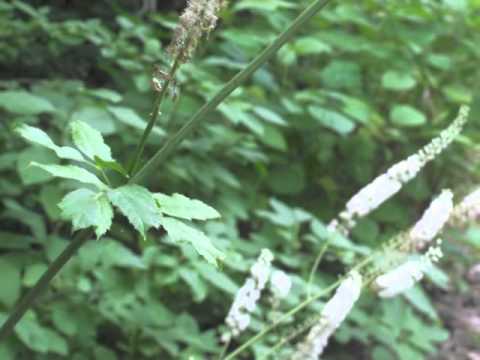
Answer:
31 163 108 190
162 217 224 267
154 193 220 221
0 91 55 114
71 121 113 161
59 189 113 238
17 125 85 162
107 185 162 239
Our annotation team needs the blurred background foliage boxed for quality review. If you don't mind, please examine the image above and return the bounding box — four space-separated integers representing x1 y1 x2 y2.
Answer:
0 0 480 359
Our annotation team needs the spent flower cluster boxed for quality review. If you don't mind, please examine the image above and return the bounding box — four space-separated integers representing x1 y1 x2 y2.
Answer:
168 0 225 64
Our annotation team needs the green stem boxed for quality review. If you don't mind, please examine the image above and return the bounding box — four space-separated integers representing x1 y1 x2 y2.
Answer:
0 229 91 341
128 57 182 176
130 0 333 184
306 234 333 297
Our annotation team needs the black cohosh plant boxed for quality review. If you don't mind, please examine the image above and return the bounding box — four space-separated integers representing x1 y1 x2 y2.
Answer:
0 0 476 359
0 0 333 345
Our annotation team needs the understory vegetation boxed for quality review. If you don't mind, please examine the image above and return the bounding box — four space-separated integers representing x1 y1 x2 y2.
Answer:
0 0 480 359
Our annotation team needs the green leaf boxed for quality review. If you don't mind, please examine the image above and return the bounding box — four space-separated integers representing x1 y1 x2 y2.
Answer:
0 91 55 114
0 259 21 307
31 163 108 190
390 105 427 127
87 88 122 103
320 60 361 89
17 148 58 185
72 106 116 134
59 189 113 238
154 193 220 221
71 121 113 161
17 125 85 162
94 157 129 178
293 37 332 55
382 71 417 91
107 185 162 239
108 106 165 136
308 106 355 135
162 217 224 267
23 263 48 287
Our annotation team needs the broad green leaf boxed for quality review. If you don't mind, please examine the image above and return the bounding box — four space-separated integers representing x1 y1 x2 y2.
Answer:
88 88 122 103
71 121 113 161
162 217 224 267
320 60 361 89
154 193 220 221
390 105 426 127
382 71 417 91
0 259 21 306
107 106 165 136
72 106 116 134
59 189 113 238
17 148 58 185
308 106 355 135
0 91 55 114
107 185 162 239
17 125 85 162
293 37 332 55
31 163 108 190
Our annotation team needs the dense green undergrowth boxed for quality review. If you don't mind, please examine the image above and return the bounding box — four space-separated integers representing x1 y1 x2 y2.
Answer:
1 0 480 359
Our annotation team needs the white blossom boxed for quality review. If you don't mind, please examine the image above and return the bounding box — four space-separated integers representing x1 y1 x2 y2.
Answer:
375 240 443 298
291 271 362 360
449 187 480 227
329 106 469 234
270 270 292 299
223 249 274 341
409 190 453 249
375 260 425 298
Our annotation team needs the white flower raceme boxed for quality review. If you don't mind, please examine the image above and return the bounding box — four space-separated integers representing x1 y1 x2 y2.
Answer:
374 241 443 298
291 271 362 360
375 260 425 298
329 106 469 234
409 190 453 249
449 187 480 227
223 249 274 342
270 270 292 299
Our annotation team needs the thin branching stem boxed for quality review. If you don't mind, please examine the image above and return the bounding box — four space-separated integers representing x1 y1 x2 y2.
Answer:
130 0 333 184
128 56 182 176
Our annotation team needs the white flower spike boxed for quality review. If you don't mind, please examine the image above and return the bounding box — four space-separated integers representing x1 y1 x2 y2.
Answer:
270 270 292 299
292 271 362 360
329 106 469 235
409 190 453 249
223 249 274 342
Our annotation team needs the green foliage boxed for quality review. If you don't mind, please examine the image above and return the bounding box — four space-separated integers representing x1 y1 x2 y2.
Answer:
1 0 479 359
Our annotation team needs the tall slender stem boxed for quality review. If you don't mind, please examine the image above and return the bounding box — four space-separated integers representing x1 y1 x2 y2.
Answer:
0 229 91 341
130 0 333 184
128 57 182 176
